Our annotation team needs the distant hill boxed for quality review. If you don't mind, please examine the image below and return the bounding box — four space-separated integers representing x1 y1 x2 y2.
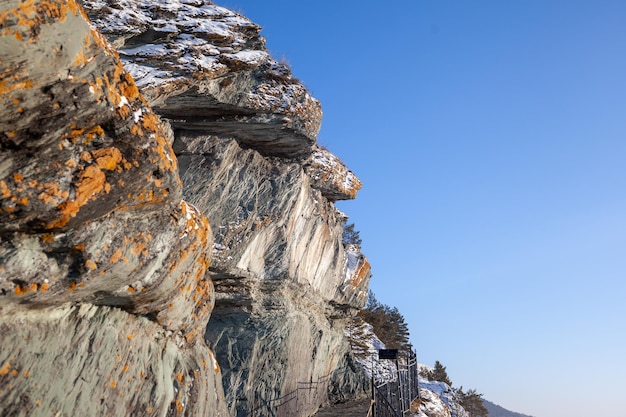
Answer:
483 399 534 417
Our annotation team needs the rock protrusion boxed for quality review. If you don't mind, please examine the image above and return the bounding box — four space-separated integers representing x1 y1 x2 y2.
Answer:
83 0 322 158
306 146 363 202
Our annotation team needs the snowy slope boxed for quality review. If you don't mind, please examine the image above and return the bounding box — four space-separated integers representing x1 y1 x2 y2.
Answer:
345 320 468 417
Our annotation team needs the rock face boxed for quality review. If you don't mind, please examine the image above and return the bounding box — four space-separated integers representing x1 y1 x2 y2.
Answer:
1 1 370 416
0 1 227 415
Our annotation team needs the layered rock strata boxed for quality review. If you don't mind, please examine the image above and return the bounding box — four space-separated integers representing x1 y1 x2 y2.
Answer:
82 1 371 416
0 1 227 415
1 0 371 416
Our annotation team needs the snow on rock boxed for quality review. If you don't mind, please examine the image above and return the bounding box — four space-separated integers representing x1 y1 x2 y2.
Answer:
346 321 470 417
82 0 323 160
417 380 469 417
306 145 362 201
340 244 371 307
83 0 268 87
345 320 398 383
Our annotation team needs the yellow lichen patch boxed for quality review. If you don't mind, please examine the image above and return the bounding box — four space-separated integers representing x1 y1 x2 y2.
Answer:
74 165 107 203
92 147 122 171
120 71 140 102
49 163 110 228
109 249 123 264
85 259 97 270
67 281 77 290
22 370 30 378
0 362 10 376
347 257 371 289
109 381 117 388
80 151 92 163
37 182 69 205
134 112 178 173
0 0 80 42
0 74 35 96
40 282 49 292
0 181 11 198
85 125 105 144
126 334 134 340
73 36 95 68
176 373 184 382
130 242 147 257
12 173 23 182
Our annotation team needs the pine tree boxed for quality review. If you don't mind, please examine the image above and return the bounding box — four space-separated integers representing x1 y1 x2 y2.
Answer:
456 387 488 417
357 291 411 354
342 222 362 246
429 360 453 386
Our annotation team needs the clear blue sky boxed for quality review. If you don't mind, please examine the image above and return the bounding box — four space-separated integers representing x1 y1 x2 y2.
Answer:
216 2 626 416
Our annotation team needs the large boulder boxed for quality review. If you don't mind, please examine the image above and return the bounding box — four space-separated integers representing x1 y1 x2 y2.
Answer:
0 1 227 415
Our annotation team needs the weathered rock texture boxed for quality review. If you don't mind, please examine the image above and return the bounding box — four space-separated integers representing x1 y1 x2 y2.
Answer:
83 1 371 416
0 0 227 415
2 0 370 416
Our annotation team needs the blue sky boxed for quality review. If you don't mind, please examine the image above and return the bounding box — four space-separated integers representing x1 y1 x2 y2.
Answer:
216 2 626 416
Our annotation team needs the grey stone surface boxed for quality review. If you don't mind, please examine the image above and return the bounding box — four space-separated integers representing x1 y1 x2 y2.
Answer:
0 1 228 416
0 304 225 417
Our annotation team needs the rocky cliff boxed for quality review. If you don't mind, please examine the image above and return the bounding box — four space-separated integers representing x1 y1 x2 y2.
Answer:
0 1 370 416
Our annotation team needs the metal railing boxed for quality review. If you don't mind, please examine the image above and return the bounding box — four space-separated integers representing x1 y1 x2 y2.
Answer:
373 352 420 417
243 372 332 417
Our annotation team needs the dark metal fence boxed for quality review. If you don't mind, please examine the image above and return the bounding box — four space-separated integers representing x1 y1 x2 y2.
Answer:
241 352 420 417
243 373 331 417
373 351 420 417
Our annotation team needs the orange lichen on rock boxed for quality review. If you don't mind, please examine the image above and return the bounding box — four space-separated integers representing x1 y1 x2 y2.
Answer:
46 161 112 228
92 147 122 171
0 362 10 376
0 181 11 198
348 256 371 289
130 241 148 257
0 0 81 41
37 182 69 206
109 249 123 264
130 111 178 174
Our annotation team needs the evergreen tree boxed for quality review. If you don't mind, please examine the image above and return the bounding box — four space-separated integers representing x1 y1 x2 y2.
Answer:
428 360 453 386
357 291 411 354
342 222 362 246
456 387 489 417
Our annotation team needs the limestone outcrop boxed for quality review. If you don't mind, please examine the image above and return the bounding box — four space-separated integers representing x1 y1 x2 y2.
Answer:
1 0 370 416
